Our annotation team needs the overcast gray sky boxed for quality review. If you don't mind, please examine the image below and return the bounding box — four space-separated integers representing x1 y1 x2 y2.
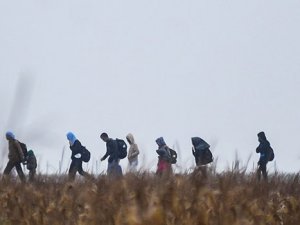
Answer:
0 1 300 174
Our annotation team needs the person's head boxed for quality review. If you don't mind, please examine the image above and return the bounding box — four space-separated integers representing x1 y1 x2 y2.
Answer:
27 150 35 157
126 133 135 145
100 132 109 142
66 132 77 145
257 131 267 142
6 131 15 141
156 137 166 148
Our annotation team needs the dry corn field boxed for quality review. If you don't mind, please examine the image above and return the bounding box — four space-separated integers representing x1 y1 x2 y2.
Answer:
0 170 300 225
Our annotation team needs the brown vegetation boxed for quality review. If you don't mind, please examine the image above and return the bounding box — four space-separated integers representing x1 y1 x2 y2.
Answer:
0 170 300 225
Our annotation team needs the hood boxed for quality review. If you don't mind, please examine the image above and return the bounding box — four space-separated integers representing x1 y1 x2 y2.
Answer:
257 132 267 142
27 150 35 156
6 131 15 139
191 137 210 149
156 137 166 147
66 132 77 146
126 133 135 145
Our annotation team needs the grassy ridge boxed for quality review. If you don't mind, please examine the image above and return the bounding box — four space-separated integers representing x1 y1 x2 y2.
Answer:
0 170 300 225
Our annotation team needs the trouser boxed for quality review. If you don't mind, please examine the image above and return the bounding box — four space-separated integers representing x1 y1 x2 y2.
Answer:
128 159 138 172
195 165 207 178
257 161 268 181
3 160 26 182
68 160 93 181
156 159 172 176
107 160 122 177
28 169 36 182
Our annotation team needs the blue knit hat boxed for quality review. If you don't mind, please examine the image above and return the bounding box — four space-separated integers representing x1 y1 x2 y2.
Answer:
66 132 77 145
6 131 15 139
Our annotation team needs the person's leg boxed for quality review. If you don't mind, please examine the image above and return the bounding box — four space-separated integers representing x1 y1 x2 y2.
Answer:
129 159 138 172
107 160 121 177
200 165 207 179
128 161 133 172
115 160 122 177
68 161 78 181
78 161 94 181
29 169 36 182
15 163 26 182
108 161 118 176
261 163 268 181
257 167 261 181
156 160 163 176
107 161 113 176
3 160 15 175
167 163 173 176
257 161 262 181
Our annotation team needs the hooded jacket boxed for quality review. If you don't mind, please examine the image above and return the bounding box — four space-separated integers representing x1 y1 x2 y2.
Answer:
156 137 171 162
191 137 211 165
70 140 84 161
8 139 25 163
191 137 210 151
127 133 140 163
66 132 83 161
256 132 271 164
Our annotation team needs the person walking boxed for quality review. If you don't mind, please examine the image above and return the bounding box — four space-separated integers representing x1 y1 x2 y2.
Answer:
66 132 93 181
155 137 172 176
100 132 122 177
256 131 273 181
3 131 26 182
126 133 140 172
191 137 213 178
25 150 37 182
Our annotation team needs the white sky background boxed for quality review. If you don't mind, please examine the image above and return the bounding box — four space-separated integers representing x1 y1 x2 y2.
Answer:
0 1 300 174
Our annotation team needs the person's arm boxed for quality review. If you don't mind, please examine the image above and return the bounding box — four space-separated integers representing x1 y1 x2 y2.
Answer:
256 144 262 153
101 142 111 161
156 148 165 156
101 151 109 161
130 145 140 158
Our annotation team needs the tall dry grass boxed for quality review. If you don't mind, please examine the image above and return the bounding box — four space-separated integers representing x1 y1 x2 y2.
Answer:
0 169 299 225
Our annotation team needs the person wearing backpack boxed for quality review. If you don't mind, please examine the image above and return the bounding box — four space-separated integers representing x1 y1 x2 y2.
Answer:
191 137 213 178
126 133 140 172
25 150 37 182
155 137 172 176
67 132 93 181
256 131 273 181
3 131 26 182
100 132 123 177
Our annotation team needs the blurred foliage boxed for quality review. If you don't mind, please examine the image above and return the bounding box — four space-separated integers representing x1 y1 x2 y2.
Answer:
0 170 300 225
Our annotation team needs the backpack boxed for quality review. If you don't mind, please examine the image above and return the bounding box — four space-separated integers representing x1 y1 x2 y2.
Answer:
197 148 213 165
81 146 91 162
116 139 127 159
168 148 177 164
19 141 28 158
268 147 275 161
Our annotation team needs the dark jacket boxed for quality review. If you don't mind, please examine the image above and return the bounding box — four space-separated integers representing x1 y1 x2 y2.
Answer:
156 137 171 162
8 139 25 163
256 132 271 164
26 151 37 170
102 138 119 163
191 137 210 151
191 137 210 165
70 140 83 161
